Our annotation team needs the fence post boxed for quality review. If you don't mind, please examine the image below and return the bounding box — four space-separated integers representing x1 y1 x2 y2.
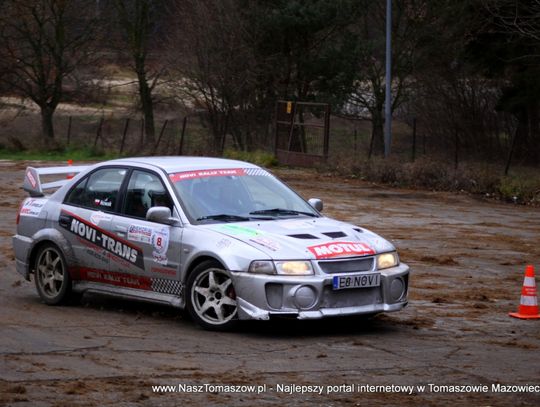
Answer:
66 116 72 146
504 128 518 176
454 130 459 170
178 116 187 155
139 118 145 149
323 104 330 160
411 117 417 162
94 117 104 148
153 120 168 155
119 118 130 155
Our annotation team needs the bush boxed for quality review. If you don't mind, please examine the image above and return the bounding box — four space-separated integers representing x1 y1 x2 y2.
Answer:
321 156 540 205
223 149 278 167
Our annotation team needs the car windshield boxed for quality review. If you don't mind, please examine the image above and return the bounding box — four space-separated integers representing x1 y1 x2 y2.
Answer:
169 168 319 223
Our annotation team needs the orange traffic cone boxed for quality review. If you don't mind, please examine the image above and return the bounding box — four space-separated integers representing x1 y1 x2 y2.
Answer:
509 265 540 319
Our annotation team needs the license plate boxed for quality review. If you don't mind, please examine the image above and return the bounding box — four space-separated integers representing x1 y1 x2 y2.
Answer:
332 273 380 290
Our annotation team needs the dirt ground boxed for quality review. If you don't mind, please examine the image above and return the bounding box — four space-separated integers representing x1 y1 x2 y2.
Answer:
0 161 539 407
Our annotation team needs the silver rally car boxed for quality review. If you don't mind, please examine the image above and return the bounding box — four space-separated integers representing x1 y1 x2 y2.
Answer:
13 157 409 330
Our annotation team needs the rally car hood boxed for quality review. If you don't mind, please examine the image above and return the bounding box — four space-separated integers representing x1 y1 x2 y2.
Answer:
205 216 395 260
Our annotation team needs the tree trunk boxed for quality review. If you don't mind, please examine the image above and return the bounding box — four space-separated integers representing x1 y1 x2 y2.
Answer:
371 111 384 156
136 70 155 145
40 105 56 140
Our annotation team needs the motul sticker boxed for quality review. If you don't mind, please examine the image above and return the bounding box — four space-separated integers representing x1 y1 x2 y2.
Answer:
169 168 246 182
307 241 375 259
20 198 46 217
60 210 144 270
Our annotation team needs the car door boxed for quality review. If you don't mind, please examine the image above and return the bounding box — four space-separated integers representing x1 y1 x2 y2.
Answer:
111 169 183 296
60 167 128 281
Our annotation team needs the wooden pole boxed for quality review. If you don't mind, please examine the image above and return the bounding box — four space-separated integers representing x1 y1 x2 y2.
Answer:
411 118 417 162
94 117 104 148
153 120 168 155
66 116 72 146
505 128 519 176
454 130 459 170
139 118 145 150
119 118 130 155
178 116 187 155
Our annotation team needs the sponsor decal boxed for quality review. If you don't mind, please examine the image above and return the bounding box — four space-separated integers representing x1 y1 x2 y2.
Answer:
94 198 112 207
20 198 46 217
151 227 170 265
60 210 145 270
79 267 151 290
90 211 113 226
127 224 153 244
250 237 281 251
85 247 109 265
26 170 37 188
218 224 261 237
307 241 375 259
169 168 246 182
216 238 232 249
151 267 176 276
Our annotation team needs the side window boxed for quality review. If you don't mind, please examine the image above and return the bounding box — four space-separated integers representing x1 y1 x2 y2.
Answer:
65 168 127 211
123 170 173 219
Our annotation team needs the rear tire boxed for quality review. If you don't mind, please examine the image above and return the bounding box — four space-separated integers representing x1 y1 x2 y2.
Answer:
34 244 73 305
186 260 238 331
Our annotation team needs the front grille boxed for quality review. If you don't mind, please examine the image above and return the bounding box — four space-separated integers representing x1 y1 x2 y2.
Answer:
318 257 374 274
320 286 381 308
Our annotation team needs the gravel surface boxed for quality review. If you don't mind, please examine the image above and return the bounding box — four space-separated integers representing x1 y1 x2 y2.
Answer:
1 162 539 406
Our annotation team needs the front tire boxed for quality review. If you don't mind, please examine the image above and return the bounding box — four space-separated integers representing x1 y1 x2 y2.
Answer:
186 260 238 331
34 244 73 305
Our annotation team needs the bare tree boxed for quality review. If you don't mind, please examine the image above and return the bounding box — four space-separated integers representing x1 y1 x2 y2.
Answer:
114 0 161 145
345 0 426 155
0 0 97 142
167 0 258 153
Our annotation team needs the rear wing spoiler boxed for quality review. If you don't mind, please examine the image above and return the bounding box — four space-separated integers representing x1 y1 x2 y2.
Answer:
23 165 89 197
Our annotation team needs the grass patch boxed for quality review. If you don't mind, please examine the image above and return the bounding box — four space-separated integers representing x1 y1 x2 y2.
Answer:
0 146 118 161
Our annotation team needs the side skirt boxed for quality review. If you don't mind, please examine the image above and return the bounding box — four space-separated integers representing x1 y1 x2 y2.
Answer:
73 281 184 309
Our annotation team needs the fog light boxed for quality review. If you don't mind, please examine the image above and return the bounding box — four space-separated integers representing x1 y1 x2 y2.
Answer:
390 277 405 302
293 285 317 309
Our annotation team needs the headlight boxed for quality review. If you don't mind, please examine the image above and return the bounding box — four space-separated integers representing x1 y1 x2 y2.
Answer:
275 261 313 275
248 260 275 274
249 260 314 275
377 252 399 269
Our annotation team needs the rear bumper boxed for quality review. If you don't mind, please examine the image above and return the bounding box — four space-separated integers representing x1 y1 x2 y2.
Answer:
232 263 410 320
12 234 32 280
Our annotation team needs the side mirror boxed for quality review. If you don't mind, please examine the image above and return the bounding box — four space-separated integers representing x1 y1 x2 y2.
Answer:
308 198 323 212
146 206 178 225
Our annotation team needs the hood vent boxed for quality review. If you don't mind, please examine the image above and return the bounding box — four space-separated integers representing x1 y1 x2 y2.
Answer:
322 231 347 239
353 228 363 233
288 233 318 239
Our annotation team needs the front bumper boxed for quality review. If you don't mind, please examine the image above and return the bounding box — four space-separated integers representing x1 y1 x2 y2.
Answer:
231 263 409 320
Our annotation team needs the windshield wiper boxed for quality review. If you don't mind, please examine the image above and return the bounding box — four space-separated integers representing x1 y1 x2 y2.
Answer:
249 208 317 217
197 214 251 222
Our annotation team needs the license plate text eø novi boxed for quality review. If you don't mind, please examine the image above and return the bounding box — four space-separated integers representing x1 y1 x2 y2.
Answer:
332 273 380 290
